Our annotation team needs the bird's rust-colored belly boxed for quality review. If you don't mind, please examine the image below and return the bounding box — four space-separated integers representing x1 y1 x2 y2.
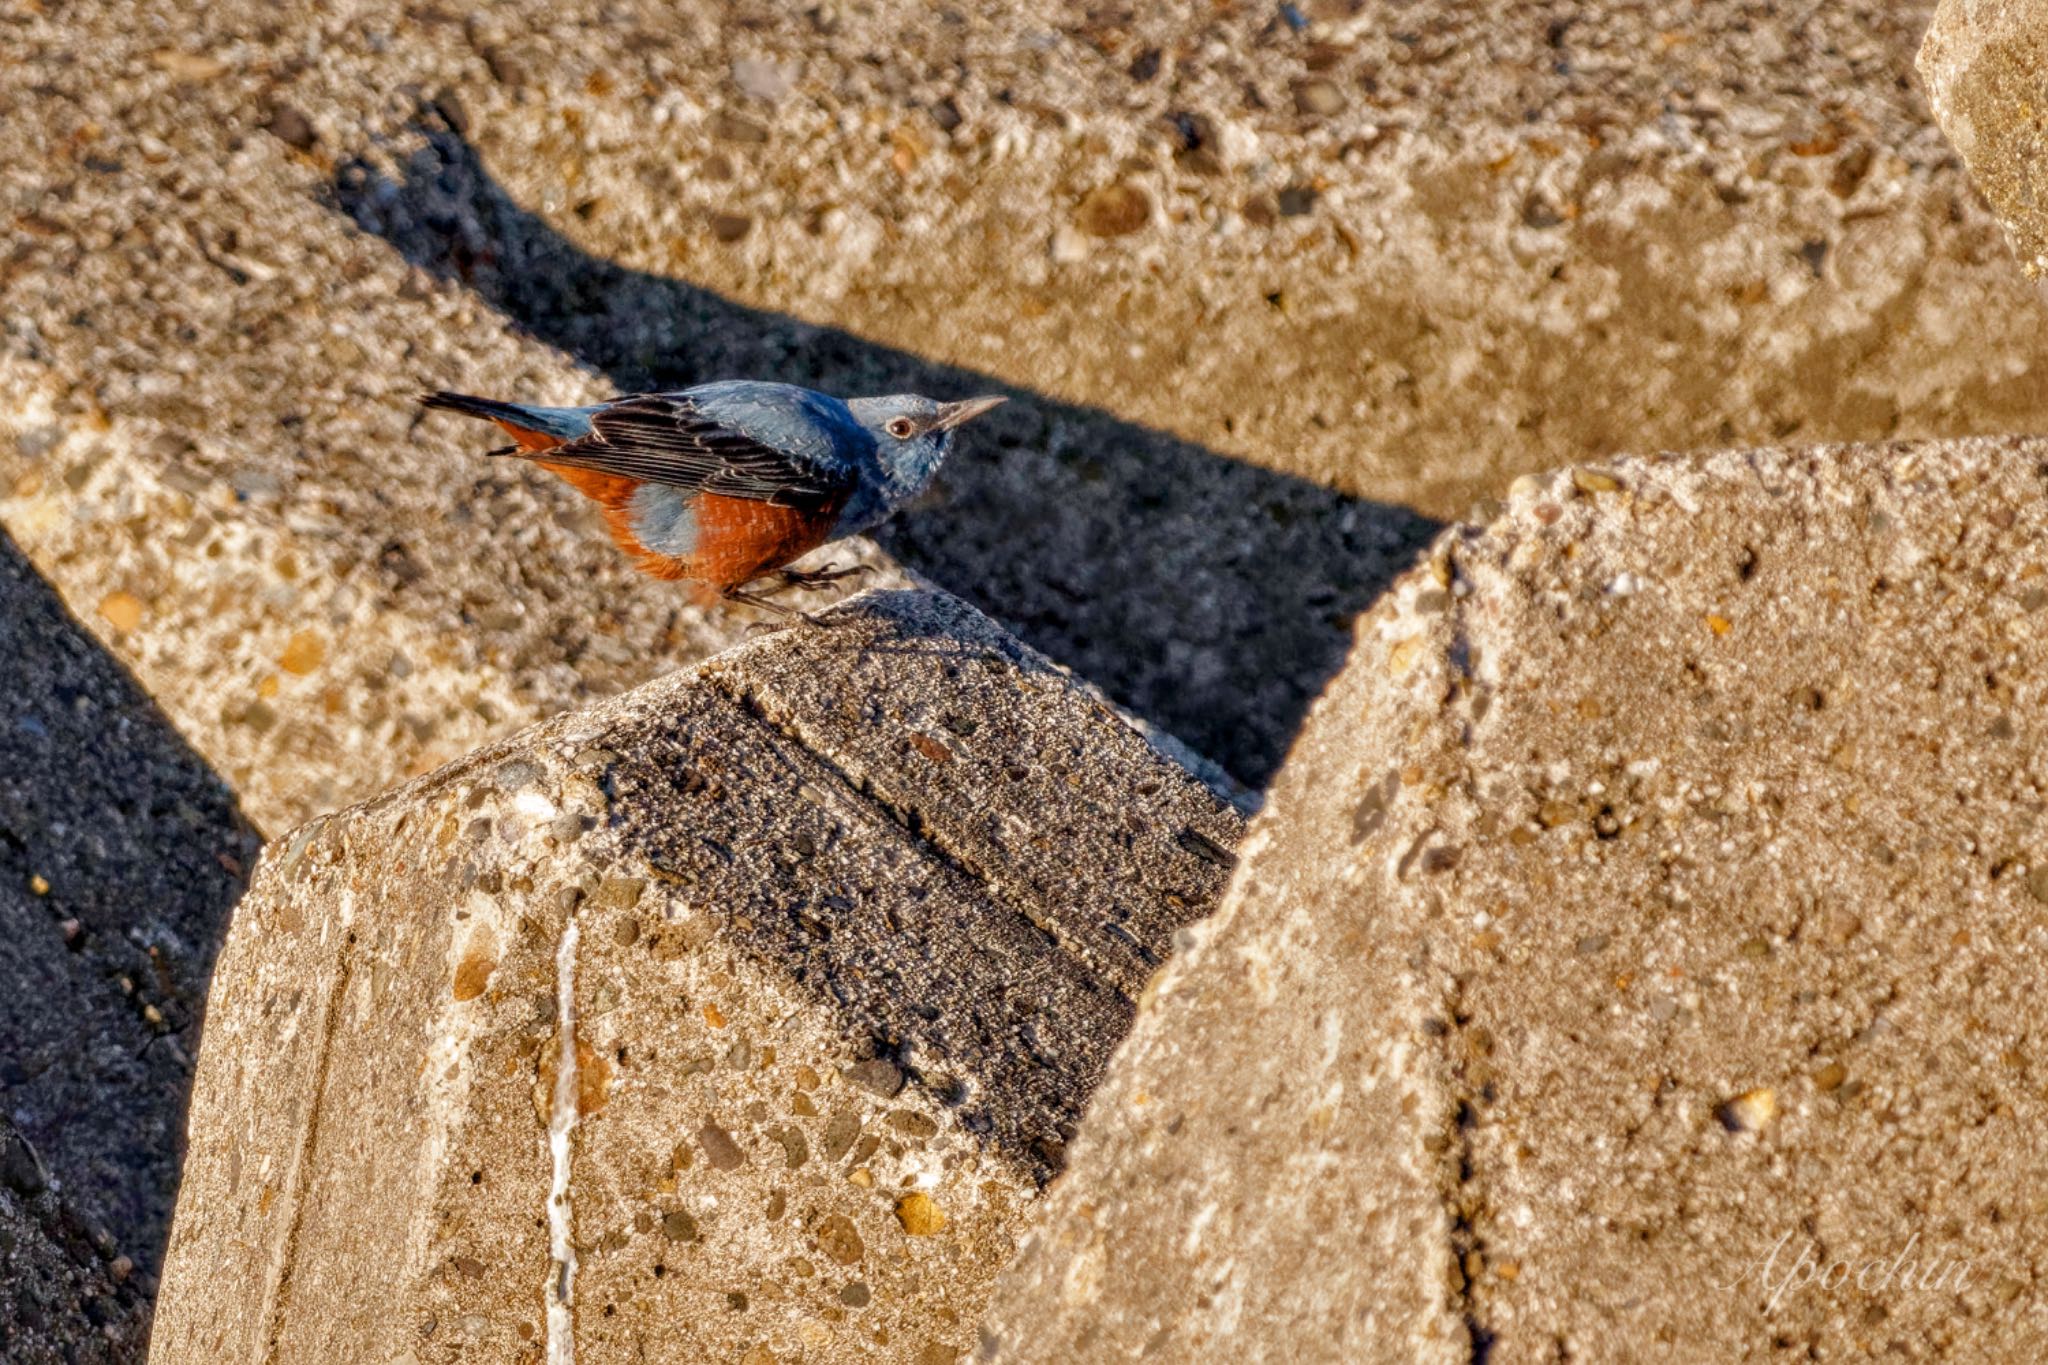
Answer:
685 493 842 589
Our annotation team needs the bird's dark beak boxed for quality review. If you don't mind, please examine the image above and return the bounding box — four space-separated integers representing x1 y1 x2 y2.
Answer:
931 395 1007 431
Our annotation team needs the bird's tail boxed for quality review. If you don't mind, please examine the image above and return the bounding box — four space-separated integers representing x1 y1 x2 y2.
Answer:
420 391 595 453
420 390 538 428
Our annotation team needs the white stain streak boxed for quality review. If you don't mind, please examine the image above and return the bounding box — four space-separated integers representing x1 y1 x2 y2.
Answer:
545 915 582 1364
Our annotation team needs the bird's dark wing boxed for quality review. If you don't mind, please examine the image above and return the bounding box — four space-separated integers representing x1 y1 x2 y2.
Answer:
521 393 856 509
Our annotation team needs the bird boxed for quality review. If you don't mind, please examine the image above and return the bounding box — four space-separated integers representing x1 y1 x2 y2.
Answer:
421 381 1005 618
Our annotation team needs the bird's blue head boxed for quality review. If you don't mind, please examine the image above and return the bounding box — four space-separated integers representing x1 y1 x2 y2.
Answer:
844 393 1007 506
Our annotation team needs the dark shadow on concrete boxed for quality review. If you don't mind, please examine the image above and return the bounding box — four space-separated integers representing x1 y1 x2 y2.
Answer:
608 586 1244 1184
0 530 260 1287
333 116 1440 787
0 1113 152 1361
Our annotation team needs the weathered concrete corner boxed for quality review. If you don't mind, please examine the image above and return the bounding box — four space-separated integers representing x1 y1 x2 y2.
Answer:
1921 0 2048 278
149 589 1241 1364
982 437 2048 1360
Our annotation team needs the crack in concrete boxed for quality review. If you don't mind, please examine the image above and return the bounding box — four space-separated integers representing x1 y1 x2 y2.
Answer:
1435 973 1496 1365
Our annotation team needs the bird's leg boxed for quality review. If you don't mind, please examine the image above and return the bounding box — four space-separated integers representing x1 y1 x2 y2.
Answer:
722 584 822 628
745 573 809 601
733 566 848 601
771 561 874 593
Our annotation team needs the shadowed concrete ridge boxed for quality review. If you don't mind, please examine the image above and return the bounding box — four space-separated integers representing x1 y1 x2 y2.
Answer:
0 530 258 1296
982 437 2048 1361
1920 0 2048 280
149 589 1242 1364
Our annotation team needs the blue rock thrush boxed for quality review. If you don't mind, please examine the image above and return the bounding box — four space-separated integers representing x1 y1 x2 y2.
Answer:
422 381 1005 616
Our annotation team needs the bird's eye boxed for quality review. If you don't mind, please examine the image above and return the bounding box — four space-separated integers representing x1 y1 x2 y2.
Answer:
886 417 917 439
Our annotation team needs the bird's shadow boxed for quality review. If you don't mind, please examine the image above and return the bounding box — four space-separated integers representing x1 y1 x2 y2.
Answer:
333 116 1440 787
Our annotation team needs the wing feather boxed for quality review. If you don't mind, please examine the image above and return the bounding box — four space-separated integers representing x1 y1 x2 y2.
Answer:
518 393 855 509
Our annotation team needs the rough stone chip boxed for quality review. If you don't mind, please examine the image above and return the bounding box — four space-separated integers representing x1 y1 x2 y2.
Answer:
983 438 2048 1360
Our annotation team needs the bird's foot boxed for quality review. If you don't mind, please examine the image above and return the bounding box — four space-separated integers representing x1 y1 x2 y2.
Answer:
724 585 838 630
772 562 874 593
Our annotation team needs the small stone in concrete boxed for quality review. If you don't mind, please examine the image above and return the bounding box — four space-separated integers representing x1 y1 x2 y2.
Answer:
843 1059 905 1098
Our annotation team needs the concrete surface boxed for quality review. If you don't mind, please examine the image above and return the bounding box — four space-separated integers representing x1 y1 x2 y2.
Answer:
325 0 2048 515
0 528 259 1286
1921 0 2048 278
982 436 2048 1360
0 1116 152 1364
149 589 1242 1364
9 0 2048 825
